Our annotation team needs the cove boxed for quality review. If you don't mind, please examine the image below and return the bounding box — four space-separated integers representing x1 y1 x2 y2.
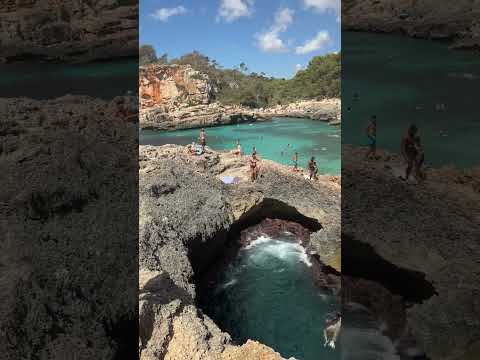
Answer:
0 58 138 99
140 118 341 175
197 230 340 360
343 31 480 168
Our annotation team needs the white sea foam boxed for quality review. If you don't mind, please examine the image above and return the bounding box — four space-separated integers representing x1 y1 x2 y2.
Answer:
245 236 312 267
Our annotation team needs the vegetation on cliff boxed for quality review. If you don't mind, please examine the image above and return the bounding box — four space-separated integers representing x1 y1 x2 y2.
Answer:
139 45 340 107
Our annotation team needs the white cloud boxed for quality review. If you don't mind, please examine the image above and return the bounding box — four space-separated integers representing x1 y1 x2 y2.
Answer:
151 6 188 22
217 0 254 22
295 30 331 54
295 64 304 73
256 7 294 53
304 0 340 20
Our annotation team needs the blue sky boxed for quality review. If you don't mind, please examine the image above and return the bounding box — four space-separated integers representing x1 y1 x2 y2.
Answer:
140 0 340 78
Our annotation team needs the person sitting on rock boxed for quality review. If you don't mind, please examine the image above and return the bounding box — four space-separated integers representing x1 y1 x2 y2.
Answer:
308 156 318 180
199 128 206 152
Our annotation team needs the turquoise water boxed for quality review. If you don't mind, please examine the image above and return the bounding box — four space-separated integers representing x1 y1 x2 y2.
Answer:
198 234 341 360
0 59 138 99
140 118 341 175
343 32 480 168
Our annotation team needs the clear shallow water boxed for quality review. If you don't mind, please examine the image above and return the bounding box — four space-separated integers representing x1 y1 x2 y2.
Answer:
199 234 341 360
0 59 137 99
140 118 341 174
343 32 480 168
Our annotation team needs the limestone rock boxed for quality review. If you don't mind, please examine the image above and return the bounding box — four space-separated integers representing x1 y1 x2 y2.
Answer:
343 0 480 49
0 1 138 62
139 145 340 359
342 144 480 360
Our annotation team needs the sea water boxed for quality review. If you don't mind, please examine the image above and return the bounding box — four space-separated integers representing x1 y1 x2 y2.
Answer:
198 234 341 360
343 32 480 168
140 118 341 175
0 59 137 99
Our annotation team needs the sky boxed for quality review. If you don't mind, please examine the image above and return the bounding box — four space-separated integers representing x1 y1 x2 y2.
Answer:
140 0 340 78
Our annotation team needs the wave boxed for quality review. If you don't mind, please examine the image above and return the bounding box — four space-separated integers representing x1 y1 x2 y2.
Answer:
244 235 312 267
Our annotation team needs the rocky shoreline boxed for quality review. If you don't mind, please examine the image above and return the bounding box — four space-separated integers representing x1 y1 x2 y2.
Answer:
140 99 341 131
0 2 137 63
343 0 480 50
139 63 340 131
139 144 341 359
343 144 480 360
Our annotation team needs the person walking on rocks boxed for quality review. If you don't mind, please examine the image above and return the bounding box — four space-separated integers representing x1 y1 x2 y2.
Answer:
365 115 377 159
199 128 206 152
400 124 419 181
308 156 318 180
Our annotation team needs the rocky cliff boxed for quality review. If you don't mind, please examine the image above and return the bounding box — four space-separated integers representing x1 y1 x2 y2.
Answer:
343 144 480 360
139 63 341 130
139 144 341 359
343 0 480 49
0 0 137 62
140 64 213 110
0 96 138 358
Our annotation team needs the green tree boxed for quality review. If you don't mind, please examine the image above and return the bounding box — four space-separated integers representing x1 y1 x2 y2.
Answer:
139 44 157 66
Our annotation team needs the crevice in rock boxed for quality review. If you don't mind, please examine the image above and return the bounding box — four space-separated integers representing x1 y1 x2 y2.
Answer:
188 198 322 283
230 198 322 236
342 234 437 303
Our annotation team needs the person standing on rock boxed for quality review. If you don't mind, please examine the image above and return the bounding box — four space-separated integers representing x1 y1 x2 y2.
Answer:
199 128 206 152
234 139 242 156
308 156 318 180
414 135 426 182
365 115 377 160
292 151 299 171
400 124 419 181
250 146 260 182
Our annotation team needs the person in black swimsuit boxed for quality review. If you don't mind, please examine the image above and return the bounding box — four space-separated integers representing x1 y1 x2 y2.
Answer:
400 124 418 181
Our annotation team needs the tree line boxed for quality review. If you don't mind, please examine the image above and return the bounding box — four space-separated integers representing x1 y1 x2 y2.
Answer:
139 45 340 108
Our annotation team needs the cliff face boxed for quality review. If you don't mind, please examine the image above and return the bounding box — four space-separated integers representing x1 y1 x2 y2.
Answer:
139 64 213 110
139 64 340 130
343 0 480 49
0 0 137 62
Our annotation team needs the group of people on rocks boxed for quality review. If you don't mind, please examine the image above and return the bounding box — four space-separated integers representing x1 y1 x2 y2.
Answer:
364 115 426 183
191 128 321 182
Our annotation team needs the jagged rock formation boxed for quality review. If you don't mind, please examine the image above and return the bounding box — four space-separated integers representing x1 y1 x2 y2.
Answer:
343 0 480 49
0 96 138 358
0 0 137 62
342 144 480 360
139 64 341 130
140 64 213 110
139 144 340 358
